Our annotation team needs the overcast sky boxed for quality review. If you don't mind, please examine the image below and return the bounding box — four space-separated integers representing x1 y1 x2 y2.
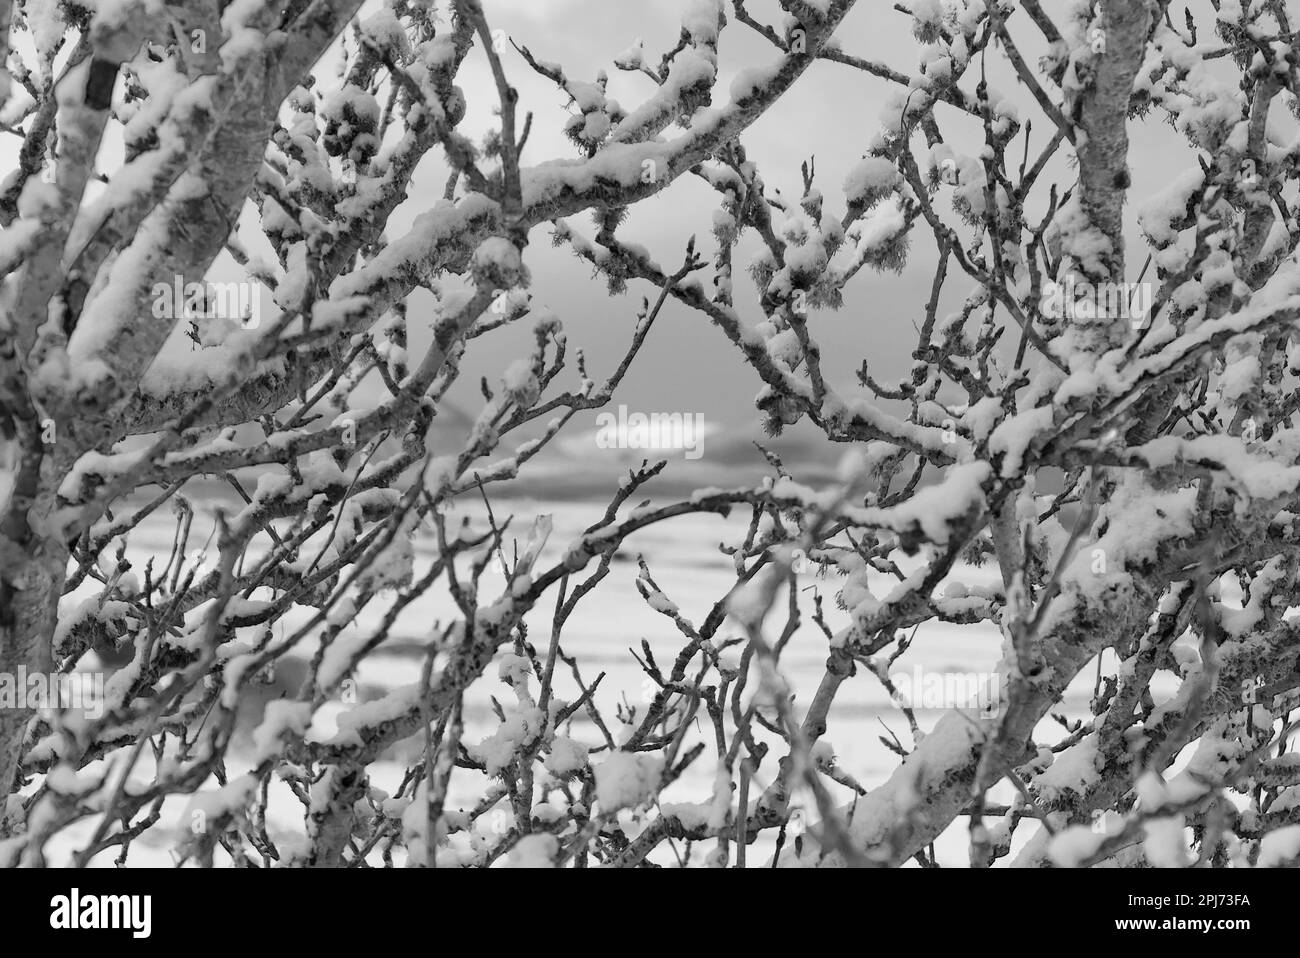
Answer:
421 0 964 436
7 0 1252 497
396 0 1207 494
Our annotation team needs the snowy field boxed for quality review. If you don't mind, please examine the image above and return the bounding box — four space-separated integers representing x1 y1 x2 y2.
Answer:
44 491 1168 867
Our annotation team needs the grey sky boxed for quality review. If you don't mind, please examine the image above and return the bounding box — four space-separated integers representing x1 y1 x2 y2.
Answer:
8 1 1234 496
394 0 1203 495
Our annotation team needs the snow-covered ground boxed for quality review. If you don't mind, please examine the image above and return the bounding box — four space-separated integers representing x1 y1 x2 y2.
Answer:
45 494 1165 867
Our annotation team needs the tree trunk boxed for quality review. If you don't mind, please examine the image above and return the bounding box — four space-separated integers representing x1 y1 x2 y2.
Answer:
0 543 65 813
